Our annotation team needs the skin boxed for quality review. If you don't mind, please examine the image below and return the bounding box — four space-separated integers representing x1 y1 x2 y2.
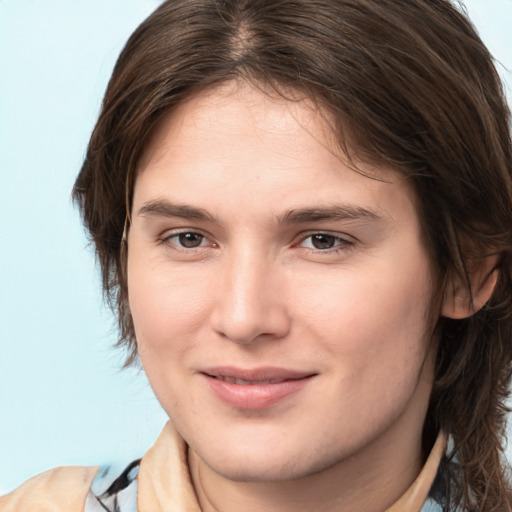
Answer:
127 81 438 512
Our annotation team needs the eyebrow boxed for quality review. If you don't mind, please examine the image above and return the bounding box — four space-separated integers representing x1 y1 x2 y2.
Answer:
278 205 382 224
137 199 382 225
137 199 217 222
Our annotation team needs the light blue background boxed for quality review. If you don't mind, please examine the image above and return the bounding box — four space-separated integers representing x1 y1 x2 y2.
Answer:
1 0 511 494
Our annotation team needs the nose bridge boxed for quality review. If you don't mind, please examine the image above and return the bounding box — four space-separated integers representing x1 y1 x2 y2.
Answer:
211 243 290 344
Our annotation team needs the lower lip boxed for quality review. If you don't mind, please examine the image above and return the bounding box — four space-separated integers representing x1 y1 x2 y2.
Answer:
203 374 314 410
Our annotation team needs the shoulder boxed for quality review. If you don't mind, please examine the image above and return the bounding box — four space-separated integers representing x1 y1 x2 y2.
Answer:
0 465 99 512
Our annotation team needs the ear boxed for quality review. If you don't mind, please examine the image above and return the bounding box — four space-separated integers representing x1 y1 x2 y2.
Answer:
441 255 499 319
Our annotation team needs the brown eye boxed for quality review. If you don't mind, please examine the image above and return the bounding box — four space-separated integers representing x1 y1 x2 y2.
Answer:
298 233 353 253
310 234 337 249
178 232 204 248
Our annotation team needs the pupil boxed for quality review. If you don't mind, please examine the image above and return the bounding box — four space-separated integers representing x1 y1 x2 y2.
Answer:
179 233 202 248
312 234 335 249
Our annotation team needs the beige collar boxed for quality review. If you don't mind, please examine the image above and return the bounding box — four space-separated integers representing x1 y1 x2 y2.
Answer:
385 431 446 511
138 421 446 512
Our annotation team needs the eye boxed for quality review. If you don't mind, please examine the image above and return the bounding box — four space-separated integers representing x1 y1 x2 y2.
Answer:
177 232 205 248
299 233 353 251
162 231 210 249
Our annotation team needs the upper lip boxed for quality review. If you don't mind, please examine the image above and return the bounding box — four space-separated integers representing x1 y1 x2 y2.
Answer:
201 366 317 383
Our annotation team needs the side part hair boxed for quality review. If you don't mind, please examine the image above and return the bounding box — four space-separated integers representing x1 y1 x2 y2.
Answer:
73 1 512 510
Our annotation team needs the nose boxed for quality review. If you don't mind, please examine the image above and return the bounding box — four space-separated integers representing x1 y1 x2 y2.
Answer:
210 249 291 345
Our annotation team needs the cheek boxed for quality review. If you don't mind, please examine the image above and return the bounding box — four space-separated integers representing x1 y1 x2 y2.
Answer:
127 253 213 357
127 258 213 414
298 253 434 378
302 265 435 438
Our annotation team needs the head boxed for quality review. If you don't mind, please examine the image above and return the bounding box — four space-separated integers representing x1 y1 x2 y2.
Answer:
74 0 512 509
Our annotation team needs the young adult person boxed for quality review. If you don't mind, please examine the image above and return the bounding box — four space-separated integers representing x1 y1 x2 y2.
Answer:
2 0 511 511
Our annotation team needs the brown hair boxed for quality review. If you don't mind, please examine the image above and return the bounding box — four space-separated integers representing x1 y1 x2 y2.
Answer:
73 0 512 510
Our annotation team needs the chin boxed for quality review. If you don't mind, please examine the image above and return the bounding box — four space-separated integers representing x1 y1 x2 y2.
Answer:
190 425 348 483
205 451 319 483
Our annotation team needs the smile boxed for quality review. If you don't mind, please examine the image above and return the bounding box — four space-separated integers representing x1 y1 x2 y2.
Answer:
201 367 317 410
210 376 293 385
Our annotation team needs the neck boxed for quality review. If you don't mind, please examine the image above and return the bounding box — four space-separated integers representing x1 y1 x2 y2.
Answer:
188 414 426 512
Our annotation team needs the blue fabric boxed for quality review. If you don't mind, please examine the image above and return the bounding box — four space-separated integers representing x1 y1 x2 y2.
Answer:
421 497 444 511
84 461 139 512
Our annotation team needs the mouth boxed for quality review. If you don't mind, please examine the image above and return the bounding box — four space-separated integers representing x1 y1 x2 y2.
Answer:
208 376 294 385
201 367 317 410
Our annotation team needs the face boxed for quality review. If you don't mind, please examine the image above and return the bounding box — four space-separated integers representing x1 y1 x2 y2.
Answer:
128 81 436 482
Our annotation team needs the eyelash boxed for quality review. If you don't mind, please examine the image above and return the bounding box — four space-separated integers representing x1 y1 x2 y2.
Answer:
296 232 355 254
158 230 355 255
159 230 214 251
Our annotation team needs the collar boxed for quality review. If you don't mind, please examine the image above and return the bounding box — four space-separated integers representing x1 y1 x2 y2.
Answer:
385 431 446 511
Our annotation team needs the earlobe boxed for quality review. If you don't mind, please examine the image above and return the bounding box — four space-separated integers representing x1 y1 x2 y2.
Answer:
441 258 499 319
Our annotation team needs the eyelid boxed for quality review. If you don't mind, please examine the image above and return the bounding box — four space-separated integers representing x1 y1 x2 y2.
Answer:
159 228 217 249
157 228 355 254
294 231 356 251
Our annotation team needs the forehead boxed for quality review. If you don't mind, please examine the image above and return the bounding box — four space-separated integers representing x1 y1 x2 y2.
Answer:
134 80 414 225
138 81 337 173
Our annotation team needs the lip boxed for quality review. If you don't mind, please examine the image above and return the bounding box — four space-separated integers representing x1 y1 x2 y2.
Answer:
201 367 317 410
